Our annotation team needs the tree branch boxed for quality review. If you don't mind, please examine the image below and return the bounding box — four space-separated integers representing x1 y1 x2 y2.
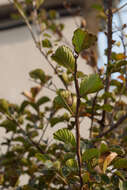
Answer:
74 54 83 189
89 92 98 138
101 0 112 130
97 113 127 138
112 2 127 14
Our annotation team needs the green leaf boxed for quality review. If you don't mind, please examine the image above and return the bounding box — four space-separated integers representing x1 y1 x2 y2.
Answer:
53 128 76 146
51 45 75 72
114 158 127 169
100 143 109 154
66 158 78 171
82 148 100 162
13 136 26 144
42 39 52 48
77 71 86 79
101 104 113 112
36 0 44 9
53 90 72 113
37 96 50 106
29 69 48 83
35 153 49 163
53 161 61 170
25 0 32 4
91 4 103 11
43 33 51 38
109 60 127 73
72 28 86 53
0 99 9 114
20 100 38 112
53 95 67 110
0 120 17 132
115 171 125 181
101 174 110 184
61 166 70 177
72 28 97 53
110 146 125 155
49 10 57 19
80 74 103 96
50 113 69 127
28 130 38 138
82 172 90 183
111 79 122 88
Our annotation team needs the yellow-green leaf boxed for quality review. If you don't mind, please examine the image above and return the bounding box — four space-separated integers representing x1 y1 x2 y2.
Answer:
72 28 97 53
80 74 103 96
36 0 44 9
53 128 76 146
51 45 75 72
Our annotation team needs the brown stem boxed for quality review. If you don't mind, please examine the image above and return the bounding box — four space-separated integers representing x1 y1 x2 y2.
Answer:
112 2 127 14
101 0 112 130
97 113 127 138
90 92 98 138
74 54 83 189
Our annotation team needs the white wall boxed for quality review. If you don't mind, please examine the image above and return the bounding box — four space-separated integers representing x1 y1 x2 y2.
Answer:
0 0 8 5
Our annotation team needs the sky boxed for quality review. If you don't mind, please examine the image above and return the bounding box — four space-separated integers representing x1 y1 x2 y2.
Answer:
98 0 127 71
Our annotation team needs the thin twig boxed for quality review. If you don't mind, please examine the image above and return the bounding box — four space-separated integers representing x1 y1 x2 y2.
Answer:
38 120 49 143
11 0 68 90
112 2 127 14
97 113 127 138
6 113 44 154
89 92 98 138
101 0 112 130
74 54 83 189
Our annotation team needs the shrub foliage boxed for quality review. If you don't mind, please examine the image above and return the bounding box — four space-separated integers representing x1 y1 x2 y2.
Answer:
0 0 127 189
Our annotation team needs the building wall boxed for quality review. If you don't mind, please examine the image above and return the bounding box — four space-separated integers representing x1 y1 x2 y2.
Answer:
0 17 93 102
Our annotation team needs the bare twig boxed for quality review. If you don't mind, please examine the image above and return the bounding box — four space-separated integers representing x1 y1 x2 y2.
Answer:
89 92 98 138
112 2 127 14
38 119 49 144
6 113 44 154
74 54 83 189
101 0 112 130
97 113 127 138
